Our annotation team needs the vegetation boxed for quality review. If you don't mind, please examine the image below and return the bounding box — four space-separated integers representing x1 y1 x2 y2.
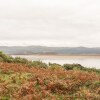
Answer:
0 51 48 68
0 51 100 100
63 64 100 74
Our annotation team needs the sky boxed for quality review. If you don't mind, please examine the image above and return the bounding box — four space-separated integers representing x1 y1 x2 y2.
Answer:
0 0 100 47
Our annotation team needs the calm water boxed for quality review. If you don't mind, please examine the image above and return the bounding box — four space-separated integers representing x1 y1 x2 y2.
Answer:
12 55 100 69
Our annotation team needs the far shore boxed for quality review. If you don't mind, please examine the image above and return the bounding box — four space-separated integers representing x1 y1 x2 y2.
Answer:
11 54 100 59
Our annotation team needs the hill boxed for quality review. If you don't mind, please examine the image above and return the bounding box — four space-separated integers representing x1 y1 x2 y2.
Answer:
0 52 100 99
1 46 100 55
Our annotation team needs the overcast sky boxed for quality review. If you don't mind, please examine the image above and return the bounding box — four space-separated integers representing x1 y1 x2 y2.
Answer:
0 0 100 47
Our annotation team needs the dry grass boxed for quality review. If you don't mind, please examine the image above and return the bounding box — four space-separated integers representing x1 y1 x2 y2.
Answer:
0 62 100 100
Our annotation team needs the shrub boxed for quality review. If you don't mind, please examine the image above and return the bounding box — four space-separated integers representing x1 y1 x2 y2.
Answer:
48 63 63 70
31 61 48 68
14 57 29 64
0 51 48 68
63 63 84 70
0 51 14 63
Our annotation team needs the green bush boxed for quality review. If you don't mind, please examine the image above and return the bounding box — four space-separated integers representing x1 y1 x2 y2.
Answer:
48 63 63 70
0 51 48 68
0 51 14 63
13 57 29 64
31 61 48 68
63 63 100 74
63 63 84 70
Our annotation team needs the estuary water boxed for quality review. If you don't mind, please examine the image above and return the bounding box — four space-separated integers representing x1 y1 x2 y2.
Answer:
12 55 100 69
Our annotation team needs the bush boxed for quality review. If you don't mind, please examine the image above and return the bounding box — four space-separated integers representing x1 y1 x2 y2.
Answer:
0 51 48 68
63 63 84 70
63 63 100 73
14 57 29 64
0 51 14 63
31 61 48 68
48 63 63 70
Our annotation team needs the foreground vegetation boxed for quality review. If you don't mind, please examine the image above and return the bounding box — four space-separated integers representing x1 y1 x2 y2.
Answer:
0 51 100 100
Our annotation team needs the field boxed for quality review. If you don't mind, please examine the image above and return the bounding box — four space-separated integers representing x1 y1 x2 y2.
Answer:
0 62 100 100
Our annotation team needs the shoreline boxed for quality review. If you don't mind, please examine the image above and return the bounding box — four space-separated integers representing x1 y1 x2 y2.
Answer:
11 54 100 59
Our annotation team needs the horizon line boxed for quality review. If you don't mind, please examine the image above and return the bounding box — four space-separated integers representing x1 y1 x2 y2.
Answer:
0 45 100 48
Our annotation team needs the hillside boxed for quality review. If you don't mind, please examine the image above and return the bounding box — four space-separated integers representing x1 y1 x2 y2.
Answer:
0 52 100 100
0 62 100 100
1 46 100 55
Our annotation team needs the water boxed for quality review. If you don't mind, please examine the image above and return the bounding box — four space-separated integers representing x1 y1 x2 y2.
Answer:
12 55 100 69
42 58 100 69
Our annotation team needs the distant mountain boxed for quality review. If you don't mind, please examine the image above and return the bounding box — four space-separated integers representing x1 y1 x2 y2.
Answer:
0 46 100 55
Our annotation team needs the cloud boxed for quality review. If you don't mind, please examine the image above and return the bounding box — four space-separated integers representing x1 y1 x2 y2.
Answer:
0 0 100 47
